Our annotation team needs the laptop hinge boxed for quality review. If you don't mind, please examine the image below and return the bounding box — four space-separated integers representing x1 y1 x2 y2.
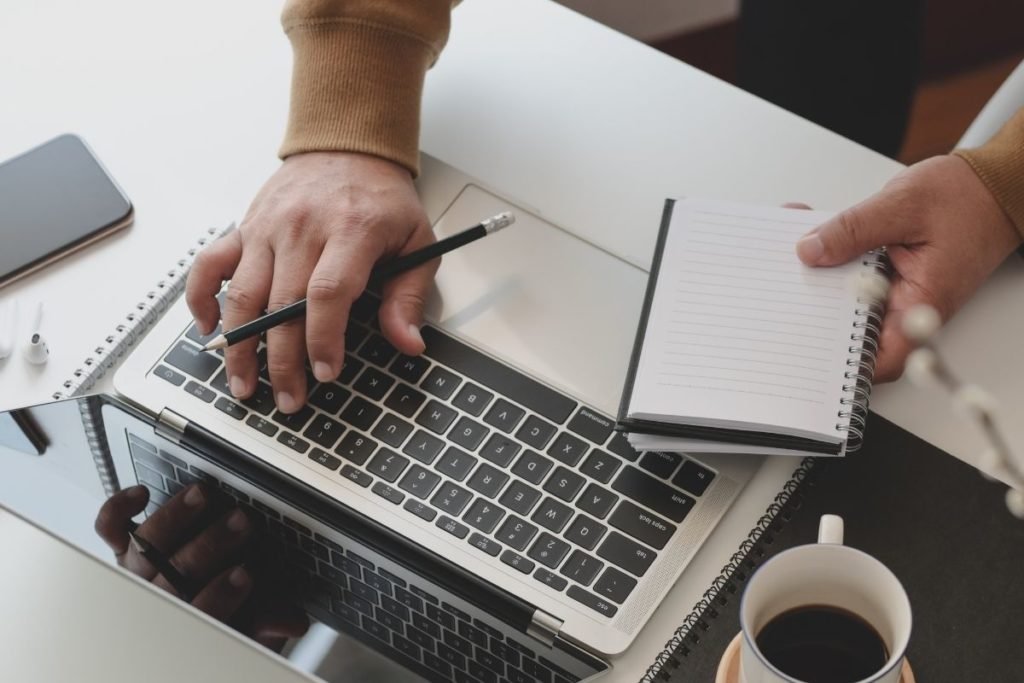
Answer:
527 609 563 648
155 408 188 444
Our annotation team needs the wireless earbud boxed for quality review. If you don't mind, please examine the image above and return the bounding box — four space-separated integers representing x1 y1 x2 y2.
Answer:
23 332 50 365
0 300 14 361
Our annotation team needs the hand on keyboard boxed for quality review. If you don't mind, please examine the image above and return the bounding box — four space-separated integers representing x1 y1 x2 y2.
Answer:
95 484 309 651
185 151 438 413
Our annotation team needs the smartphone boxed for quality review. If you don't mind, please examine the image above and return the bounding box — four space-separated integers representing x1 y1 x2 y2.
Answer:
0 134 133 289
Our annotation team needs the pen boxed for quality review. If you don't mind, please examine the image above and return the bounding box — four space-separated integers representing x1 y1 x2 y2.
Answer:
202 211 516 351
127 520 197 602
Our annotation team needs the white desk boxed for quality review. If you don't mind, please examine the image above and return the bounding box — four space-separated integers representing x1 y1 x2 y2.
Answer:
1 0 1021 680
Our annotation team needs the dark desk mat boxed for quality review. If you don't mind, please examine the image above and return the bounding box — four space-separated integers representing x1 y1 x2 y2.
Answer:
643 413 1024 682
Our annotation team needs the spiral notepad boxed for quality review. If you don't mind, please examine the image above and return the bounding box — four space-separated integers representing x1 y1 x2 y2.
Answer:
618 199 890 457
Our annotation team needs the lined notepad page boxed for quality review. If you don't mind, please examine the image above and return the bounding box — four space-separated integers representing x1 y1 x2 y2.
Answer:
631 199 865 441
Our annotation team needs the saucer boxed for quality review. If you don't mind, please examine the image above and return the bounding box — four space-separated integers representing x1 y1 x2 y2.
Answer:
715 633 916 683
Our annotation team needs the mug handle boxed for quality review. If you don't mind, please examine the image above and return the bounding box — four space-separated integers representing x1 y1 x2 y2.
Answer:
818 514 844 544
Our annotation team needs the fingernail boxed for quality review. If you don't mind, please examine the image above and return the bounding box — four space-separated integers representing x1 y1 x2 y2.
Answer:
227 509 249 533
313 361 334 382
276 392 298 413
126 485 148 500
184 485 205 507
229 566 250 588
197 320 213 336
229 375 247 398
408 324 425 350
796 233 825 263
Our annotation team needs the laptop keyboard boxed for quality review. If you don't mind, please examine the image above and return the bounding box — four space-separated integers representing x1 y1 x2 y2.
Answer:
155 292 718 619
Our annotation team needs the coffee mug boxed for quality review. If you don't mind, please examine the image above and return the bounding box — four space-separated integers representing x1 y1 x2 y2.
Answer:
738 515 912 683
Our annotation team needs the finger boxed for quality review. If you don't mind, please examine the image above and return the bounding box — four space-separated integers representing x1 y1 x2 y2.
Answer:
95 485 150 558
378 223 438 356
125 484 208 579
266 247 320 413
250 606 311 642
186 231 243 335
152 508 251 594
189 565 253 622
222 246 274 400
873 310 915 383
796 199 898 267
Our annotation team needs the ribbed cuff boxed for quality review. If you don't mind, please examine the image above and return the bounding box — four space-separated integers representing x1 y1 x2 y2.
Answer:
953 108 1024 240
280 20 436 176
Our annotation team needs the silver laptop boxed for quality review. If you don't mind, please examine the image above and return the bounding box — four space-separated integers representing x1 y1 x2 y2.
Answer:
107 155 761 680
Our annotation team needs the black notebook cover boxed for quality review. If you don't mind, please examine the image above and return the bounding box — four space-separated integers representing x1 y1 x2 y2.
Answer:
641 413 1024 682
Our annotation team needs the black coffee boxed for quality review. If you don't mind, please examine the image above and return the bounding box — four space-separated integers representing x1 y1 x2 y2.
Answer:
755 605 889 683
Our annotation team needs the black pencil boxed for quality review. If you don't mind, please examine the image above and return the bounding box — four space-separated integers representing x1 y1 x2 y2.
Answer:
201 211 515 351
127 521 197 602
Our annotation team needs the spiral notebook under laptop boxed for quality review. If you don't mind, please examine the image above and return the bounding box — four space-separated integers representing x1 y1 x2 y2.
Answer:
617 198 890 457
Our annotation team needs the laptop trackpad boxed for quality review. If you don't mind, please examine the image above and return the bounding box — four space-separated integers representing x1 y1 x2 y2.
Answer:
425 184 646 415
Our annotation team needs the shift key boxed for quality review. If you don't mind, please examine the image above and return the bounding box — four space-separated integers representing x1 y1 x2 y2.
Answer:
164 341 221 382
611 467 695 523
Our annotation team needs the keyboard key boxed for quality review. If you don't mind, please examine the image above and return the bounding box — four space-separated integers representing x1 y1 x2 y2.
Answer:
393 634 421 662
567 586 618 618
606 432 640 462
452 383 494 416
406 624 435 652
430 482 473 516
547 432 588 467
564 514 607 551
468 532 502 557
449 416 489 451
366 448 410 483
422 327 577 424
437 642 467 670
597 531 657 577
345 324 369 353
165 341 220 381
185 321 222 347
577 483 618 519
560 550 604 586
344 591 375 617
495 516 538 551
458 621 489 649
542 466 585 503
340 465 372 488
308 448 342 471
478 433 520 467
154 364 186 386
241 381 275 415
398 465 441 499
184 381 216 403
339 396 382 431
338 354 364 385
403 498 437 522
277 431 310 454
412 611 440 639
372 482 405 505
612 467 695 523
444 629 474 658
246 414 279 437
383 383 426 418
214 397 247 420
363 615 389 643
609 500 677 550
490 640 522 669
421 366 461 400
335 432 377 466
533 567 568 592
415 400 457 435
528 534 570 569
473 647 505 676
272 405 314 431
511 450 554 485
353 366 394 401
436 515 470 539
390 354 430 384
409 584 437 607
466 464 509 499
593 566 637 604
531 497 573 533
483 399 525 433
309 383 350 414
402 430 445 464
371 412 414 448
428 603 457 630
468 660 499 683
303 414 345 448
392 586 420 611
500 550 535 574
579 449 621 484
499 480 541 516
435 446 477 482
210 368 232 396
515 415 557 450
358 334 398 367
672 459 716 496
639 451 682 479
463 499 505 534
566 406 614 445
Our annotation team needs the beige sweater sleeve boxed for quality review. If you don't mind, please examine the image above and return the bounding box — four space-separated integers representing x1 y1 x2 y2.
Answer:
279 0 458 176
954 107 1024 239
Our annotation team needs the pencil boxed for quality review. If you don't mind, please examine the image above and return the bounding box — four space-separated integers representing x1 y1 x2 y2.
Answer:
201 211 515 351
127 521 197 602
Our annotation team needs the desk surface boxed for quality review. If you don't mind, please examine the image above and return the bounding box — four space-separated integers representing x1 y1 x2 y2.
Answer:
0 1 1020 681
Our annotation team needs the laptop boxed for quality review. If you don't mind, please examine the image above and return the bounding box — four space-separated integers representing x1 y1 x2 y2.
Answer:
104 155 761 681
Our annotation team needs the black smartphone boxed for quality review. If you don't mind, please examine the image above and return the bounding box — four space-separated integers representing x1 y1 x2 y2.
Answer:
0 134 133 289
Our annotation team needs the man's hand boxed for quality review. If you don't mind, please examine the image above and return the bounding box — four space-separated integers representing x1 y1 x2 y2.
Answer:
795 155 1022 381
186 152 437 413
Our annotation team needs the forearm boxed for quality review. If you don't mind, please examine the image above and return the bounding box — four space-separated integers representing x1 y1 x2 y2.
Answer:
954 107 1024 240
279 0 458 175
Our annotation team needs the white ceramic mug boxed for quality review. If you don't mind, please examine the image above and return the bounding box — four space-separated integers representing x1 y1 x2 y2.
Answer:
738 515 912 683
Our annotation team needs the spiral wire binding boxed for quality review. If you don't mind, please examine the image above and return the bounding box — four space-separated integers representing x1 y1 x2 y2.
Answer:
640 458 817 682
52 224 235 401
78 395 120 497
836 248 892 453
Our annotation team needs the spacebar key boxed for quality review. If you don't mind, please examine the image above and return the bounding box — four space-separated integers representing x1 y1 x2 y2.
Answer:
420 326 577 424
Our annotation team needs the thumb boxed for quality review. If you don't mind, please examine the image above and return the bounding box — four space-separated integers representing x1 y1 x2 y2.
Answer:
378 227 439 356
796 203 891 267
